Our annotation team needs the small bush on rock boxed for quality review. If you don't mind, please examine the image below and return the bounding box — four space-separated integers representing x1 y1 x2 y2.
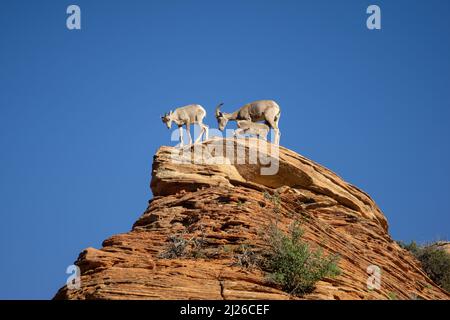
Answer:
262 222 341 296
398 241 450 292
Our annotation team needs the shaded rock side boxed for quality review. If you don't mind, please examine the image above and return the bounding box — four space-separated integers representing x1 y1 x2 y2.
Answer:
54 138 449 300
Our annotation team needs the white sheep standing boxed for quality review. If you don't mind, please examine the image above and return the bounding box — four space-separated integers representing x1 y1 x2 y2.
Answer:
161 104 209 147
215 100 281 144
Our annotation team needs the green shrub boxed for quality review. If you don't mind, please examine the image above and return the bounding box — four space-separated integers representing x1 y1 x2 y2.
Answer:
398 241 421 256
398 241 450 292
387 291 398 300
262 221 341 296
263 191 281 213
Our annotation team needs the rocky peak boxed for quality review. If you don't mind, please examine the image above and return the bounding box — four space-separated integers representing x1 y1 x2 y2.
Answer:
54 138 449 300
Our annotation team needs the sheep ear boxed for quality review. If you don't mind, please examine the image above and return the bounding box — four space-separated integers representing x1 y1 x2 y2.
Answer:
169 110 173 115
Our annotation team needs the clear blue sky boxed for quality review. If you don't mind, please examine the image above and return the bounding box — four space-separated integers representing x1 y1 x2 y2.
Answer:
0 0 449 299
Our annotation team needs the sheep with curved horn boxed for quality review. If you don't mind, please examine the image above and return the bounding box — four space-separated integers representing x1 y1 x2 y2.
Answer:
215 100 281 144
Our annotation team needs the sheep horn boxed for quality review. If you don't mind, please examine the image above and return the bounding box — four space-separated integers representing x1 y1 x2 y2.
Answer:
215 103 224 117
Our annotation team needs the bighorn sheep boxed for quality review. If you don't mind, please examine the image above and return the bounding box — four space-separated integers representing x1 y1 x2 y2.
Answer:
215 100 281 144
234 120 270 140
161 104 209 147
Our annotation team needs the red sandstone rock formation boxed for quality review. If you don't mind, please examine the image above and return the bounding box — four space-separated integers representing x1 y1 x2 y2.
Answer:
54 138 449 300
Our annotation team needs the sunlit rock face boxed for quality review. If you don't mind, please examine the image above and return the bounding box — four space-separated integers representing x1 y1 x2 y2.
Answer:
54 139 449 300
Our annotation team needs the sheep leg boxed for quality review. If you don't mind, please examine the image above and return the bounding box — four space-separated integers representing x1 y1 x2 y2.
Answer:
266 119 280 145
274 128 280 145
178 126 184 148
194 126 203 143
185 123 193 145
274 111 281 145
202 124 209 141
195 124 207 143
